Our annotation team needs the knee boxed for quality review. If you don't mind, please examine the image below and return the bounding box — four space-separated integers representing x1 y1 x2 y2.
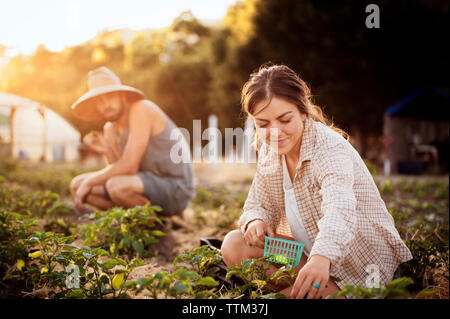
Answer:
221 230 246 266
105 176 126 202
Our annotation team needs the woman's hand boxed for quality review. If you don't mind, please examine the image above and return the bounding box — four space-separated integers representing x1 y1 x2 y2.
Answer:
290 255 331 299
83 131 110 155
244 219 275 249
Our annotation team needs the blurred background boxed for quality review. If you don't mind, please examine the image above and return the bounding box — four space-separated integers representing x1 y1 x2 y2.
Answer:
0 0 448 175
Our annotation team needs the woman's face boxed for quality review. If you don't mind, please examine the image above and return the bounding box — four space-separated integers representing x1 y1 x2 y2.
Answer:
252 96 306 155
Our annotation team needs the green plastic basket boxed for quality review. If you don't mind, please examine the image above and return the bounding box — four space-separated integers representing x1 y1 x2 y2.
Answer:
264 236 304 267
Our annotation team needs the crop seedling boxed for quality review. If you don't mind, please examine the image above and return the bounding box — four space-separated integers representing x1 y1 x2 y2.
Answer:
225 256 295 299
6 229 147 298
80 204 165 258
124 268 219 299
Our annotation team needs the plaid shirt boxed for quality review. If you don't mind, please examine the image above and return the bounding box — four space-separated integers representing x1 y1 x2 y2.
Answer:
239 117 413 288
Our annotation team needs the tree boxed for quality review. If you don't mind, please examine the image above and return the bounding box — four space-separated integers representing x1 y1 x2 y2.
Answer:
209 0 448 155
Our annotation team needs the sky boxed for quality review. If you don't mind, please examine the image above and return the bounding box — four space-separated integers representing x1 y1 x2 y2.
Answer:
0 0 237 56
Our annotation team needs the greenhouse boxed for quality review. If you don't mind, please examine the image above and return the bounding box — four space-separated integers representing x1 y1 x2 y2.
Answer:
0 92 80 162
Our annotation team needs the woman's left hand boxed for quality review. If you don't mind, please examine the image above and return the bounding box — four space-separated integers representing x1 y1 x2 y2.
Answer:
290 255 331 299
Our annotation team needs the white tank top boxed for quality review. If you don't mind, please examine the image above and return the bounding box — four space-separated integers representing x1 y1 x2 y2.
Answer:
282 155 314 257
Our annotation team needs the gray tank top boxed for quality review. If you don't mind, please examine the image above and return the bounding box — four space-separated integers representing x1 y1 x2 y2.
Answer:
115 112 195 199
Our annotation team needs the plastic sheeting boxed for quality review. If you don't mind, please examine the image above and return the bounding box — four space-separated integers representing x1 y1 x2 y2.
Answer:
0 92 80 162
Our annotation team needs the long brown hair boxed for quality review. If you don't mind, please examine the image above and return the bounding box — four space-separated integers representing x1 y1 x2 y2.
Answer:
241 64 348 147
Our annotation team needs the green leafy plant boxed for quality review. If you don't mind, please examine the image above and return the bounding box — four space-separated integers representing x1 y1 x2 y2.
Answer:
398 178 413 193
0 209 37 282
173 245 222 277
0 159 85 197
5 229 146 298
80 204 165 258
415 181 429 199
331 277 414 299
400 238 449 291
434 181 449 200
0 176 75 235
225 256 293 299
125 268 219 299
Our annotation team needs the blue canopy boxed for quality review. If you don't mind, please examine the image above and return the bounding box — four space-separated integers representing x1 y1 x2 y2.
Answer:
385 87 449 120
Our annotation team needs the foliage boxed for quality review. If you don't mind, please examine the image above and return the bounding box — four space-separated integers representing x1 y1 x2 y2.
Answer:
398 178 413 193
1 165 449 299
331 277 414 299
125 268 219 299
4 230 146 298
433 181 449 200
172 245 293 299
2 0 446 148
80 204 165 258
225 256 294 299
0 176 75 235
0 209 37 274
173 245 223 277
400 239 449 291
0 159 84 197
380 178 395 195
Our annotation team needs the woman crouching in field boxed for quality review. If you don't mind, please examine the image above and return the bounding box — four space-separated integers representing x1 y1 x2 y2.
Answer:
220 64 412 299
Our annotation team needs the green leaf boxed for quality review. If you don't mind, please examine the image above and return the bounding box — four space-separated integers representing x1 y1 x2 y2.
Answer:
173 281 189 294
66 289 85 299
241 259 252 272
102 259 120 269
132 240 144 256
225 270 239 281
94 248 109 257
129 259 146 269
194 277 219 287
55 254 66 262
135 277 151 286
99 274 110 284
250 279 267 287
179 270 199 281
150 230 166 237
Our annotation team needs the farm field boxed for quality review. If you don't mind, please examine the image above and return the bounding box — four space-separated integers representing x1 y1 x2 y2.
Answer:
0 159 448 299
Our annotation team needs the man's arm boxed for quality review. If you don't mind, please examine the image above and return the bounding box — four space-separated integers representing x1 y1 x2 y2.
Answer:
102 122 121 165
88 102 153 185
74 102 153 209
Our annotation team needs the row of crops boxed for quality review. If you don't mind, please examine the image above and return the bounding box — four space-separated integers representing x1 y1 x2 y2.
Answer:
0 158 448 299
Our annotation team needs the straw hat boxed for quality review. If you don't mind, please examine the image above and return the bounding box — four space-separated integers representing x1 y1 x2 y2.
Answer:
71 66 145 120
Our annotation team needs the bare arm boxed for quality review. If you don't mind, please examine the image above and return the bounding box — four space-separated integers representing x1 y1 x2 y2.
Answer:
82 125 120 165
102 122 121 164
86 102 153 186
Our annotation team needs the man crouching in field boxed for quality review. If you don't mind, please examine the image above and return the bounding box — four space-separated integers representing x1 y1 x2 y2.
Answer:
70 66 195 216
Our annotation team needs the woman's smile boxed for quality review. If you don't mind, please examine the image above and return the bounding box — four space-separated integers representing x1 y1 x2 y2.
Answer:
272 137 289 146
